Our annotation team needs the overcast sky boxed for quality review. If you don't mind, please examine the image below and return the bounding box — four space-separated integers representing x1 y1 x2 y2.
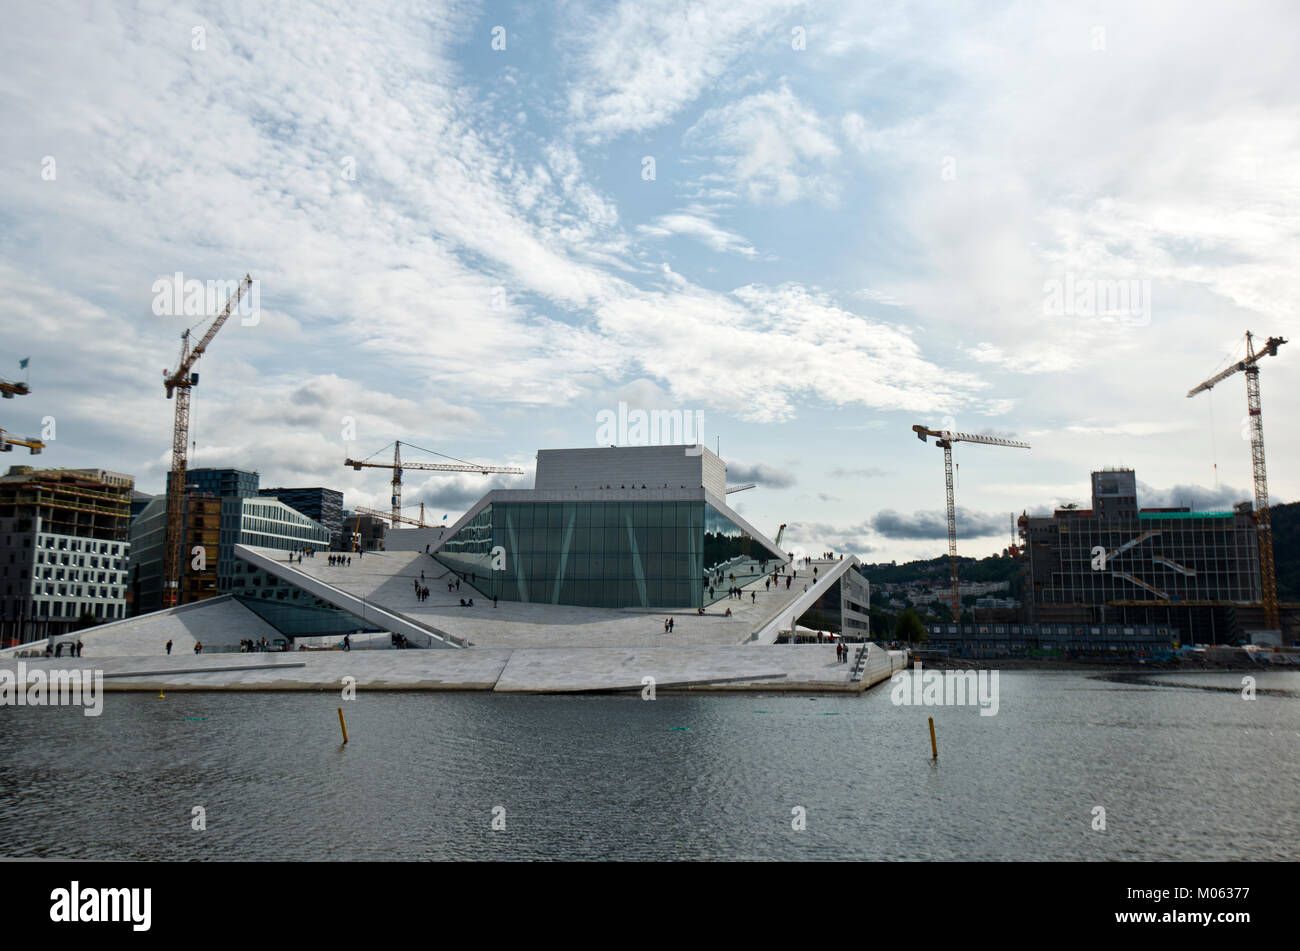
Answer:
3 0 1297 562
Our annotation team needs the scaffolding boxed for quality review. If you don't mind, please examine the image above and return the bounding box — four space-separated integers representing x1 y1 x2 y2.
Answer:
0 468 132 540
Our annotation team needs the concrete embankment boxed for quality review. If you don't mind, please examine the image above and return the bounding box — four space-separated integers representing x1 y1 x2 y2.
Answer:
0 645 907 694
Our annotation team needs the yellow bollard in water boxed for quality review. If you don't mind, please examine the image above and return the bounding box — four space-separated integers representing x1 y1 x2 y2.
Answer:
928 716 937 760
158 689 165 700
338 706 349 744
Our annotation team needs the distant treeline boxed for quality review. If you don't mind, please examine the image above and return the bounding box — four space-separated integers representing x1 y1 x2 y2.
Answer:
857 553 1022 587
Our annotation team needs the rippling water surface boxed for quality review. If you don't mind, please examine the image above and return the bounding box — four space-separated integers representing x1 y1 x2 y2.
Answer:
1 671 1297 860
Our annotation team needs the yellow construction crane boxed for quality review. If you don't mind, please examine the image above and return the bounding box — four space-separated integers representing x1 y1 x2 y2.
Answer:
354 503 429 528
0 430 43 454
345 440 523 527
912 424 1030 618
1187 331 1287 630
160 275 254 608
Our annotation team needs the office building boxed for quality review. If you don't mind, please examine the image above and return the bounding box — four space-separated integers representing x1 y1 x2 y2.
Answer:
0 466 133 645
259 486 343 549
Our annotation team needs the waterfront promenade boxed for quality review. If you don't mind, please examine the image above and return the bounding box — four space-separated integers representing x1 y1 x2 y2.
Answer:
0 643 906 693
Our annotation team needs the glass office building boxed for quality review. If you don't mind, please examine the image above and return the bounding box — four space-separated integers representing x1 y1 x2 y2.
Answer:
436 499 783 609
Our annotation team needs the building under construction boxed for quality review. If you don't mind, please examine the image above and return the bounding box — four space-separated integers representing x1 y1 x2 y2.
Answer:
0 466 134 645
1022 467 1294 644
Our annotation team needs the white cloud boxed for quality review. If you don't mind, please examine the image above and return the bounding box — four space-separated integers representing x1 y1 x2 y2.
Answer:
563 0 801 138
636 207 758 257
685 85 840 205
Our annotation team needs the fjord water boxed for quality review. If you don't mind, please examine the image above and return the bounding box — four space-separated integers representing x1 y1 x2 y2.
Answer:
1 671 1296 860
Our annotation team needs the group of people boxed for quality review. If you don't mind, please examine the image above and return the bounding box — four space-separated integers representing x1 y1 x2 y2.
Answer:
287 547 364 564
239 637 272 652
722 586 755 602
390 633 410 649
413 577 431 602
46 640 84 657
835 640 855 664
662 617 676 632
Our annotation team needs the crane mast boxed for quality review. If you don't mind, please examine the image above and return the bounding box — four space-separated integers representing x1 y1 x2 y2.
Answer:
1187 331 1286 630
161 275 253 608
913 425 1030 619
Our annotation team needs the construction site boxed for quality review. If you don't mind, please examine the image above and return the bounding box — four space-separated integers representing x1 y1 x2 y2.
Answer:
907 331 1293 648
0 264 1293 654
0 465 135 643
1019 467 1295 644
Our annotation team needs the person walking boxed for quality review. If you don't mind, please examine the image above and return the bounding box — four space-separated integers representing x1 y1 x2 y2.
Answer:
343 634 351 652
166 639 173 655
194 641 203 654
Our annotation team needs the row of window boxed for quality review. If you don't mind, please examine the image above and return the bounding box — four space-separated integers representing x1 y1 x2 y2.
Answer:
27 600 124 619
31 566 124 584
35 551 127 570
36 536 125 556
32 582 122 599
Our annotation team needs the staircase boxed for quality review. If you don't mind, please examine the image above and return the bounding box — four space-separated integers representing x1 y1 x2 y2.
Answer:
849 644 870 682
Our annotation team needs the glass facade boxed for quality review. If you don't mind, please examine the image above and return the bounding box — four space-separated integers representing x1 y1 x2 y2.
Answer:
436 500 782 609
226 560 375 637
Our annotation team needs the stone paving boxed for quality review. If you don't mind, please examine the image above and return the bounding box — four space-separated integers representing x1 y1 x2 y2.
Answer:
0 595 281 659
0 548 886 693
0 645 907 693
257 548 841 649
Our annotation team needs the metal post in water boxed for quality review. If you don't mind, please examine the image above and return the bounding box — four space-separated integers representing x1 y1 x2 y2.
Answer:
928 716 937 760
338 707 349 744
